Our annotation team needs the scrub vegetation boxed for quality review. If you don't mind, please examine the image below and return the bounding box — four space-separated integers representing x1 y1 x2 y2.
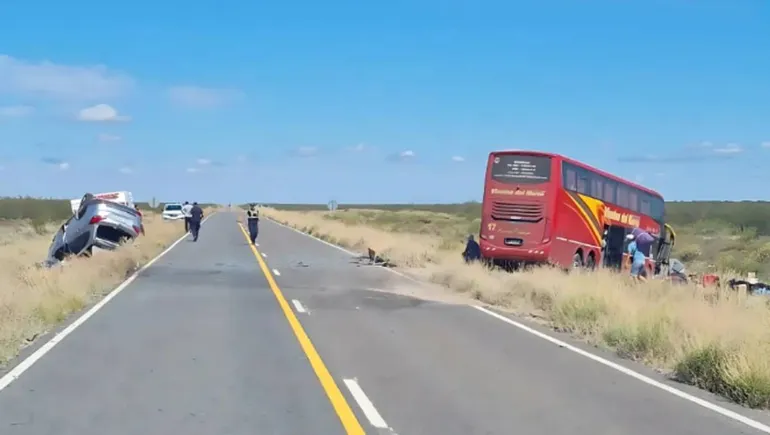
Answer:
260 201 770 410
0 196 218 366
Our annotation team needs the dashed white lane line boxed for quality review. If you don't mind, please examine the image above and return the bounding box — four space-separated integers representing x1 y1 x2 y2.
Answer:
291 299 307 313
272 268 281 276
255 242 259 247
267 217 770 434
343 378 391 430
261 252 267 258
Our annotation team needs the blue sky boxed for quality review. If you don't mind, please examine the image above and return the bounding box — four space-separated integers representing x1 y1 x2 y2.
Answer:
0 0 768 204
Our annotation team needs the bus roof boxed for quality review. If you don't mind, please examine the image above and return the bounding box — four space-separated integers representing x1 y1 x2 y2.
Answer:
489 150 663 199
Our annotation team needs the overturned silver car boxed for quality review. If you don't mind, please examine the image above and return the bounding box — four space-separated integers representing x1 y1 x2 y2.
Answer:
45 192 144 266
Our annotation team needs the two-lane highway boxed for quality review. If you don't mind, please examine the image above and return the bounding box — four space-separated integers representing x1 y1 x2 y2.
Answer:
1 212 769 434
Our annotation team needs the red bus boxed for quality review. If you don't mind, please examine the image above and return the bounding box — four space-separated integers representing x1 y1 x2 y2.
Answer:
479 150 670 274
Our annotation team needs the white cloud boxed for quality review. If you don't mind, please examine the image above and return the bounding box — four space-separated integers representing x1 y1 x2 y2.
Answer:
350 143 367 152
451 155 465 162
119 166 133 174
295 146 318 157
167 85 242 108
0 105 34 117
712 143 742 154
186 167 199 173
387 149 416 162
0 54 133 100
196 158 211 166
77 104 130 122
761 141 770 149
98 133 121 142
58 162 70 170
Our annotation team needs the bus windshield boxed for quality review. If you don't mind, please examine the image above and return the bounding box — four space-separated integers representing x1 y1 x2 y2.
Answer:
491 155 551 184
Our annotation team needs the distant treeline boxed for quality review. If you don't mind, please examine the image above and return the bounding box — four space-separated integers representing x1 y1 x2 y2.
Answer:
259 200 770 236
0 197 217 223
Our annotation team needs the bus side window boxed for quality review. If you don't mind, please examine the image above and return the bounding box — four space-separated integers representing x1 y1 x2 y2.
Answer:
628 190 639 212
640 197 651 215
617 185 629 208
565 169 577 191
603 182 615 203
651 197 665 221
577 175 589 194
591 177 603 199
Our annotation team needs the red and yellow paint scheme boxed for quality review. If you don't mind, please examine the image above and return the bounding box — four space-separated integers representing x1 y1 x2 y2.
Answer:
479 150 665 272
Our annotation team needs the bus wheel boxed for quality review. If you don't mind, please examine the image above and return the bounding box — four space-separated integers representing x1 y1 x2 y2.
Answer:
585 253 596 270
572 252 583 269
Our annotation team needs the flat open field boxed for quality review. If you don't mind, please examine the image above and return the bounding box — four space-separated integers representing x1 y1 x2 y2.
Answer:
261 203 770 410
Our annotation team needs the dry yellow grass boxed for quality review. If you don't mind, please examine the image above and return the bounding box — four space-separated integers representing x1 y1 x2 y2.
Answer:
263 207 770 409
0 209 217 365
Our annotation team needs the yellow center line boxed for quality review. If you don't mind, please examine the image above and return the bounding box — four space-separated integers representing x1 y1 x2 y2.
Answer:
236 223 366 435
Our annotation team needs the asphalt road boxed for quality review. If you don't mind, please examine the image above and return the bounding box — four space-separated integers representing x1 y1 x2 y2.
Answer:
1 211 769 434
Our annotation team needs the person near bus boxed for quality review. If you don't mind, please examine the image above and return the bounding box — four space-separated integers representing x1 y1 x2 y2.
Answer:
246 204 260 244
626 233 647 282
462 235 481 263
181 201 193 233
630 227 656 258
189 202 204 242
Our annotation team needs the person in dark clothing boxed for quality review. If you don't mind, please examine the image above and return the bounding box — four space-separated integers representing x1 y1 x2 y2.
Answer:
246 204 260 244
189 202 204 242
462 235 482 263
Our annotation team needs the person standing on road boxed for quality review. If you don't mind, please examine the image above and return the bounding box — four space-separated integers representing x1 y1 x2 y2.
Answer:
181 201 193 233
246 203 260 244
189 202 204 242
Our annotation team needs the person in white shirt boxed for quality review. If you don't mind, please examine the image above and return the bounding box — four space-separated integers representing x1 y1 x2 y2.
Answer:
181 201 193 233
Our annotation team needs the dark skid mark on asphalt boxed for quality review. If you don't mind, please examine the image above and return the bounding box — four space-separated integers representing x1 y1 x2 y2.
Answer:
305 288 430 312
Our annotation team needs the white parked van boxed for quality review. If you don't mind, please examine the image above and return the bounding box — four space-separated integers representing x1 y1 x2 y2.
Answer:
161 203 185 220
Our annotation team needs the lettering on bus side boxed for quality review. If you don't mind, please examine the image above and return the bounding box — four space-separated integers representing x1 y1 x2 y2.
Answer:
486 221 531 235
490 188 545 197
604 206 641 226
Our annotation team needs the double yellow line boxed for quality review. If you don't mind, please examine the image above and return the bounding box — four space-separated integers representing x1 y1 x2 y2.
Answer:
236 224 365 435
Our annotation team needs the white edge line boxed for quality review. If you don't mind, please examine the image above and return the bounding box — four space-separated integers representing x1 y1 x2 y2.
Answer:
342 378 390 429
265 217 421 284
0 213 215 392
291 299 307 313
269 215 770 432
272 268 281 276
473 305 770 434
